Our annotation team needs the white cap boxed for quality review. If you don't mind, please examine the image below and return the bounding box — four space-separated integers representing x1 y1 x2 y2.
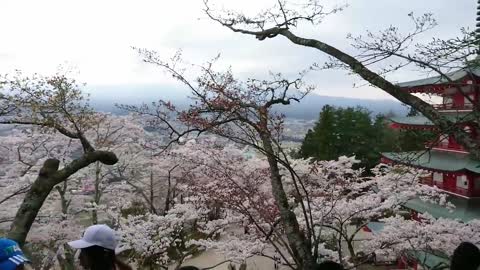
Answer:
68 224 117 251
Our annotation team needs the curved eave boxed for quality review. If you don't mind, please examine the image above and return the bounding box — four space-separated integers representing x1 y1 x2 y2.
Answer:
381 151 480 174
389 116 435 130
364 222 385 234
399 83 472 94
397 68 480 93
390 122 436 130
404 197 480 222
406 250 450 269
381 154 466 173
389 114 473 130
401 84 451 94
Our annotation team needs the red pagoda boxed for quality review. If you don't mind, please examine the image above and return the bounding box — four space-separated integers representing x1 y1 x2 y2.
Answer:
377 0 480 225
365 2 480 268
380 0 480 206
381 69 480 195
373 38 480 270
367 76 480 267
380 64 480 222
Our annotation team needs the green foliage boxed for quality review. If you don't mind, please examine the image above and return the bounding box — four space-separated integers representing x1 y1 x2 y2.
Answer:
300 105 380 170
299 105 434 172
396 107 436 151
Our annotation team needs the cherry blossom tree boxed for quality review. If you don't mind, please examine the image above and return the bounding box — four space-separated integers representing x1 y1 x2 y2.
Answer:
0 113 182 269
203 0 480 159
1 117 467 269
114 145 185 216
363 214 480 269
120 50 467 269
165 140 458 269
121 50 322 269
0 128 78 223
77 113 147 224
117 202 213 270
0 72 118 245
0 127 82 269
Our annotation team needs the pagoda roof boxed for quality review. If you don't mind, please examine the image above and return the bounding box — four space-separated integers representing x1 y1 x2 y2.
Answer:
397 67 480 88
406 250 450 269
381 151 480 173
365 221 385 233
391 115 433 126
404 197 480 222
390 112 474 128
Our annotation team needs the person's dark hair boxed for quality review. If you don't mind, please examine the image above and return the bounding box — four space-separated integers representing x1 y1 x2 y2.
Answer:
81 246 115 270
81 246 132 270
315 261 344 270
450 242 480 270
178 267 200 270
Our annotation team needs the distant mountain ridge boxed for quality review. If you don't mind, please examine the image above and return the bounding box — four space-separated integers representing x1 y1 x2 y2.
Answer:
87 84 407 120
272 94 407 119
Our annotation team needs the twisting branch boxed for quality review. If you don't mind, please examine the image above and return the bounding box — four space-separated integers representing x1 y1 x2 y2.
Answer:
203 0 480 160
0 185 31 205
8 150 118 245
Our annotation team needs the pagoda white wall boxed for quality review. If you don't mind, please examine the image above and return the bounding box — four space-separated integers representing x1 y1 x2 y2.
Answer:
456 175 468 189
433 172 443 183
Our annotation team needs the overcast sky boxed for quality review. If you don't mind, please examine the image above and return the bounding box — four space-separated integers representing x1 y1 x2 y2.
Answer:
0 0 475 100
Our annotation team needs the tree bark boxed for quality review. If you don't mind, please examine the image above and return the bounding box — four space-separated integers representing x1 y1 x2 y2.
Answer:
150 170 155 214
8 159 60 246
56 182 75 270
57 243 75 270
164 174 172 214
92 162 102 224
261 135 314 270
8 151 118 246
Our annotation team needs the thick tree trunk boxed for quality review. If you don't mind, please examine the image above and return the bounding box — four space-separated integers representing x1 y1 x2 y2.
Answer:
8 159 60 245
164 175 172 214
8 151 118 246
261 135 315 270
92 162 102 224
91 210 98 225
346 240 356 263
150 170 155 214
57 244 75 270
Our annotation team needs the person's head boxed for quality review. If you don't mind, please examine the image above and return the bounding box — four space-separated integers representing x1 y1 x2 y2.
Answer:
0 238 31 270
68 224 118 270
450 242 480 270
315 260 344 270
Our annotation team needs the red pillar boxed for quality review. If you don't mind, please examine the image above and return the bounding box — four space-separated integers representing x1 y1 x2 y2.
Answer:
468 173 474 196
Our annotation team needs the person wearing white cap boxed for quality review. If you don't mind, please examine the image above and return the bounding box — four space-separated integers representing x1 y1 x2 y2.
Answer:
68 224 131 270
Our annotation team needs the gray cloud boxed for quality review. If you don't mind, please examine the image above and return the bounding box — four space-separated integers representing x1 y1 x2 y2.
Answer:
0 0 476 100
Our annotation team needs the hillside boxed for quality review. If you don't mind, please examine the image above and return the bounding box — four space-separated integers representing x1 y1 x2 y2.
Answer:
87 84 407 119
